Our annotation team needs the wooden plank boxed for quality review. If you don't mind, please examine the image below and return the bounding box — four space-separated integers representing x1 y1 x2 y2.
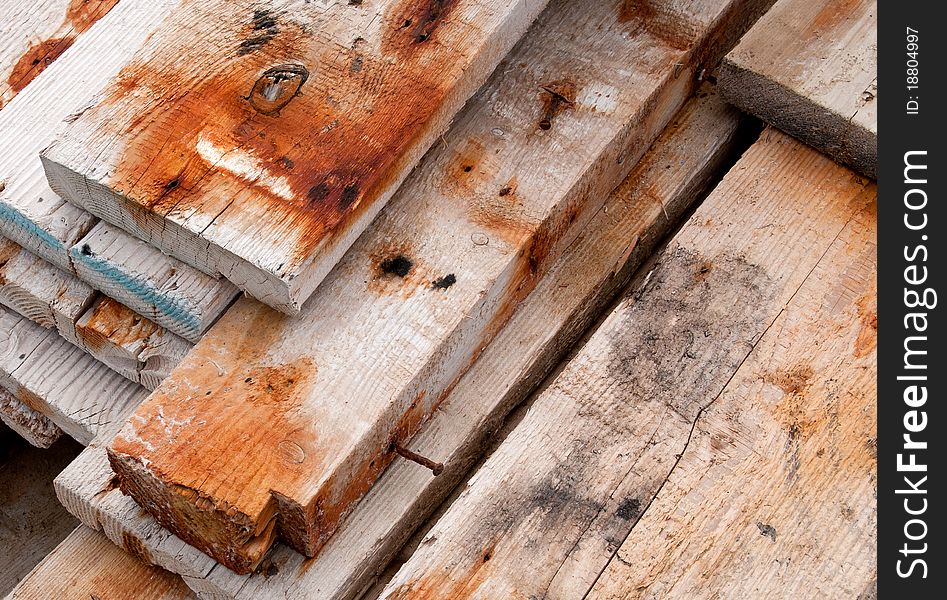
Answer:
104 0 771 575
0 387 62 448
0 305 147 445
587 168 877 600
0 0 234 344
719 0 876 177
56 86 753 599
380 129 876 599
0 432 80 595
0 0 119 109
0 238 192 391
42 0 550 313
70 222 238 343
9 526 194 600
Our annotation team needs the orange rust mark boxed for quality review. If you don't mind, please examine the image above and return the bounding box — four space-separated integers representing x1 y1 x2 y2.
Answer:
537 80 577 131
766 365 815 397
693 259 714 282
76 297 161 352
121 531 151 564
383 0 462 53
66 0 120 33
810 0 864 34
367 242 439 297
385 538 499 599
617 0 699 51
442 138 488 198
95 4 464 273
853 293 877 358
14 386 46 414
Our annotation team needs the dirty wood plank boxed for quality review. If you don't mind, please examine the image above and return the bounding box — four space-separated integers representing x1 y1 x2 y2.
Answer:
587 163 877 600
0 304 147 445
381 129 876 599
56 83 750 599
0 387 62 449
0 238 192 391
70 222 239 343
0 237 94 337
0 0 119 110
9 526 194 600
0 0 234 343
105 0 772 575
0 433 81 595
43 0 550 313
719 0 876 177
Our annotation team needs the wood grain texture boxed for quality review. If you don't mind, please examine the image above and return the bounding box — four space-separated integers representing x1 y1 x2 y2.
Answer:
56 84 749 599
0 0 234 342
0 304 147 445
0 387 62 448
588 156 877 600
106 0 771 574
719 0 877 177
70 222 238 342
9 526 194 600
0 0 119 109
43 0 550 312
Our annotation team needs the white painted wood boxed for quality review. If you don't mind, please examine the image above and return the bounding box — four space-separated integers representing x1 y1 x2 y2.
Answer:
9 526 195 600
0 304 147 445
55 86 752 599
0 386 62 448
720 0 877 177
71 222 238 342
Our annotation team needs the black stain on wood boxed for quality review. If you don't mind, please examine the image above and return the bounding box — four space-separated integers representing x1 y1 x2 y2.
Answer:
757 521 777 542
616 497 642 520
238 9 280 56
432 274 456 289
380 255 414 277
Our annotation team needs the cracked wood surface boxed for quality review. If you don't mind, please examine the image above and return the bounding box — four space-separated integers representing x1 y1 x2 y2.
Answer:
0 0 238 343
9 526 194 600
0 304 147 445
56 82 748 599
381 129 876 600
0 387 62 448
719 0 877 177
104 0 770 575
42 0 549 313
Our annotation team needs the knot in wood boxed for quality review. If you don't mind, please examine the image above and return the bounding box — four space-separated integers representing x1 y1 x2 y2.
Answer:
248 64 309 115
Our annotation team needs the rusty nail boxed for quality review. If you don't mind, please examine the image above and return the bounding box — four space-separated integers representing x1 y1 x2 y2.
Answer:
394 444 444 476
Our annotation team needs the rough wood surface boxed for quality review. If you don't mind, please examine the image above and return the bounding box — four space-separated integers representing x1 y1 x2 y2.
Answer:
70 222 238 342
43 0 550 313
56 84 749 599
105 0 769 575
0 0 119 109
0 0 236 343
0 387 62 448
0 305 147 445
381 129 876 599
719 0 877 177
9 526 194 600
0 433 81 595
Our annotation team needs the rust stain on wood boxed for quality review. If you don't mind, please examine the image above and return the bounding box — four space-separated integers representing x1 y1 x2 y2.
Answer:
76 297 162 352
617 0 700 51
810 0 864 34
537 80 577 131
383 0 462 52
385 538 498 599
14 385 46 414
853 292 877 358
121 531 152 564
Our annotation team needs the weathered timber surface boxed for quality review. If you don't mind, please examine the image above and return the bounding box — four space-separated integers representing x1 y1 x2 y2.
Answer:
43 0 550 313
719 0 877 177
0 433 81 595
9 526 194 600
0 304 147 444
0 0 237 343
381 129 876 599
0 0 119 109
0 387 62 448
0 238 192 391
106 0 772 575
57 84 749 599
70 222 238 343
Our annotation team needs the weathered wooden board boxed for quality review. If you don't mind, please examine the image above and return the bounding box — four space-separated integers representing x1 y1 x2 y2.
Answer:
70 222 238 343
0 305 147 445
43 0 550 313
0 387 62 448
105 0 772 574
0 238 192 391
0 0 235 343
0 0 119 110
57 84 751 599
719 0 877 177
9 526 194 600
0 433 81 595
381 129 876 599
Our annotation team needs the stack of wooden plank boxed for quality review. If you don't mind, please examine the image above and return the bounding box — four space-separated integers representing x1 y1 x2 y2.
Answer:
2 0 877 598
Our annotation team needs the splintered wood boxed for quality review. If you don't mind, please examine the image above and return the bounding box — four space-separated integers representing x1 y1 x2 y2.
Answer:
383 131 877 599
719 0 877 177
42 0 550 312
105 0 769 575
